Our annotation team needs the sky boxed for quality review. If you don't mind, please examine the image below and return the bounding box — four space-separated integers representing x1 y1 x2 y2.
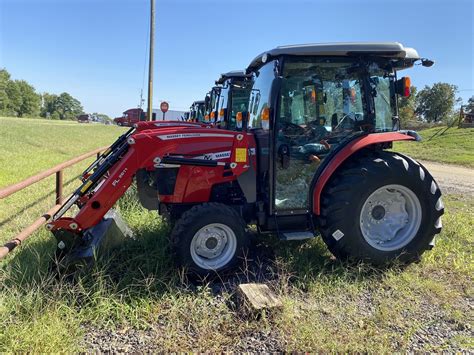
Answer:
0 0 473 118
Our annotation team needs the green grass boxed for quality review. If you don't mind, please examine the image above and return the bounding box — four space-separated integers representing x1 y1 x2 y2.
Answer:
0 117 473 352
0 116 126 242
0 116 125 187
394 126 474 168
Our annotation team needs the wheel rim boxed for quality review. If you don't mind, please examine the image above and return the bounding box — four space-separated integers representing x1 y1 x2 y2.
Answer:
359 184 422 251
190 223 237 270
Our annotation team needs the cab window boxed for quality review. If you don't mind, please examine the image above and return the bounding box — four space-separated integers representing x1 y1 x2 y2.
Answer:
227 80 252 131
248 61 276 129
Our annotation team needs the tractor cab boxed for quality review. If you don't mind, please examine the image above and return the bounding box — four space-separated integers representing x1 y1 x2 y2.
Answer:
203 71 253 128
213 71 253 129
242 42 434 230
204 88 220 123
188 100 206 122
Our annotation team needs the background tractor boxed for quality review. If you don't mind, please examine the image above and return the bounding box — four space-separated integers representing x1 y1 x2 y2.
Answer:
47 42 443 278
209 70 253 129
187 100 206 123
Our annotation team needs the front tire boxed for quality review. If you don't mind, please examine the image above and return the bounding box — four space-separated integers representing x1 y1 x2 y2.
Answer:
170 203 249 278
319 150 444 265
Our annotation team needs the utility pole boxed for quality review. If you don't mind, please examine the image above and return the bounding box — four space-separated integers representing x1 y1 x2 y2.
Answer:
147 0 155 121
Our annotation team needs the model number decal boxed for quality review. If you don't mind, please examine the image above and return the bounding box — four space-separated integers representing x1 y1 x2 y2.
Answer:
112 168 128 187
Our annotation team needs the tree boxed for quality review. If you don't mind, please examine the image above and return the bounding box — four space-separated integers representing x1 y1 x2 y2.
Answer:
0 69 11 113
5 80 22 116
15 80 41 117
465 96 474 114
415 83 458 122
55 92 83 120
40 92 59 118
398 85 417 125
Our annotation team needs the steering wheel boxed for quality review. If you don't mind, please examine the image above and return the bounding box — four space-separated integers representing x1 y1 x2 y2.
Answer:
334 113 356 132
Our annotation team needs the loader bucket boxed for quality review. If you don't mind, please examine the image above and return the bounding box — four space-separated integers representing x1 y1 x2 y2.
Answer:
52 209 133 273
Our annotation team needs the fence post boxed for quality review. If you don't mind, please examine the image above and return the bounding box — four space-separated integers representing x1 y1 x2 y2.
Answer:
55 170 63 205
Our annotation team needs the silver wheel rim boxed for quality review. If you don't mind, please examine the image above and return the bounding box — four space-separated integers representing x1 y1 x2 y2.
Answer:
190 223 237 270
359 184 422 251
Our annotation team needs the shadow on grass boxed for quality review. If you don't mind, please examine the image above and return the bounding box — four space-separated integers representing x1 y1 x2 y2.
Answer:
2 205 394 310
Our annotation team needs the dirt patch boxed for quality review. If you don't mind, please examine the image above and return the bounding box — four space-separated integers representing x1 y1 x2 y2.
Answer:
421 161 474 196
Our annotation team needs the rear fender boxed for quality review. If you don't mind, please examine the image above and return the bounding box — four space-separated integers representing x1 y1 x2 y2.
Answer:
311 132 415 215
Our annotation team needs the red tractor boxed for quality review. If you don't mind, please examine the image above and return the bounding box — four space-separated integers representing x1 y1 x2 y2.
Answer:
47 42 443 278
187 100 206 123
209 70 253 129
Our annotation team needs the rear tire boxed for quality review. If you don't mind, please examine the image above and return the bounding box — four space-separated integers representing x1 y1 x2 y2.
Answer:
318 150 444 265
170 203 249 278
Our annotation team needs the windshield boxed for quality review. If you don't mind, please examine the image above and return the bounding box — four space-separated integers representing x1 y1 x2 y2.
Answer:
228 80 252 130
196 103 205 122
206 88 220 122
274 57 396 210
280 57 395 135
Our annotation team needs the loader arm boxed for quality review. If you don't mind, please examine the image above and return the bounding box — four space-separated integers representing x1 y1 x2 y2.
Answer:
47 126 254 237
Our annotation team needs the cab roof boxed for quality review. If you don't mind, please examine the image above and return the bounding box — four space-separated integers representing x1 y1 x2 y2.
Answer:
215 70 253 85
247 42 420 71
192 100 205 105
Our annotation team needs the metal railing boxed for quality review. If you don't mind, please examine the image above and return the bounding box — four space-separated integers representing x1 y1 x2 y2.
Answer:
0 146 107 259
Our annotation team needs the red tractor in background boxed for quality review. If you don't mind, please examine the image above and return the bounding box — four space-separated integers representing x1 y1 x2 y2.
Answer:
207 70 253 129
187 100 206 123
47 42 443 278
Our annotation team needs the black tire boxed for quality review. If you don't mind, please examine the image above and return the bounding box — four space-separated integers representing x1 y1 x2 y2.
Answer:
170 203 249 278
318 150 444 265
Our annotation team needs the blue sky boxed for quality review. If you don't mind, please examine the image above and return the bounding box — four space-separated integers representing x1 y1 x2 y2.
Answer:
1 0 472 117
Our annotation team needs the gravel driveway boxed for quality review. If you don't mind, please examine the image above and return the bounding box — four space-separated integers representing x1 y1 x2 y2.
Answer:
420 161 474 196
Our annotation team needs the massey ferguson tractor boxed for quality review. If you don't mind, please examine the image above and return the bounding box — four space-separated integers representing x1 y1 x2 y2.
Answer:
208 70 253 129
47 42 443 278
188 100 206 123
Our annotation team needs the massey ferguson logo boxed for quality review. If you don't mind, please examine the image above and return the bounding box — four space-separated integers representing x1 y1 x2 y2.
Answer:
201 151 231 160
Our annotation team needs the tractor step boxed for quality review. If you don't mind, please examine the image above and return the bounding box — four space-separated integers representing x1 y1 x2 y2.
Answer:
280 231 316 241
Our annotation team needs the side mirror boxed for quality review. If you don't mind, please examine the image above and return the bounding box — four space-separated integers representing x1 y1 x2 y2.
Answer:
421 58 434 67
395 76 411 97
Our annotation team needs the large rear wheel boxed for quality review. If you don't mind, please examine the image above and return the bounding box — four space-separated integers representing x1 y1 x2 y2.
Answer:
318 150 444 265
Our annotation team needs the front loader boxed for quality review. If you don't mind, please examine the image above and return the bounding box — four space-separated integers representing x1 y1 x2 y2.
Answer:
48 42 443 278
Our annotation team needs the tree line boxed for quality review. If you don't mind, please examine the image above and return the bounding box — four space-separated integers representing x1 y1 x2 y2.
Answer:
0 68 84 120
1 67 472 124
398 83 473 125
